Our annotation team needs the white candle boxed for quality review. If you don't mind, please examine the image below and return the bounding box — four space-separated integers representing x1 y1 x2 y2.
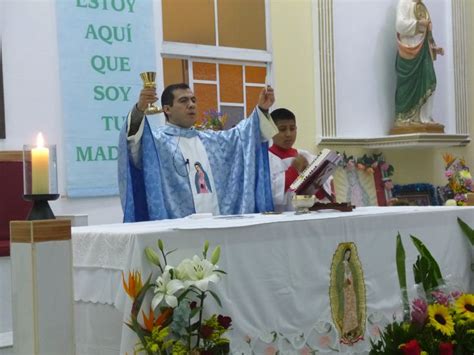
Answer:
31 133 50 194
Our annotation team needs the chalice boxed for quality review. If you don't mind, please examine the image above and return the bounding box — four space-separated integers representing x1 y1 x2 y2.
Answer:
139 71 163 115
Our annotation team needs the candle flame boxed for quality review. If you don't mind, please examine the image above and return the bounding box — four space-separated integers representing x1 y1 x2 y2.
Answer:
36 132 45 148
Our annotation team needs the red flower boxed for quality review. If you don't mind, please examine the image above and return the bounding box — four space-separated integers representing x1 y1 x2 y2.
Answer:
217 315 232 329
439 342 454 355
200 325 214 339
400 339 422 355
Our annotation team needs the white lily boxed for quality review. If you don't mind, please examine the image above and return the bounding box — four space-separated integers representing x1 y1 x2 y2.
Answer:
151 267 184 309
176 255 221 291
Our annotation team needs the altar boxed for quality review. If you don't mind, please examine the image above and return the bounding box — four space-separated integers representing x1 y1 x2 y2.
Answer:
71 206 473 354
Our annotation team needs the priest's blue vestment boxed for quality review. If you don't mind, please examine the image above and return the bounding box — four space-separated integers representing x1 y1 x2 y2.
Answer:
118 109 274 222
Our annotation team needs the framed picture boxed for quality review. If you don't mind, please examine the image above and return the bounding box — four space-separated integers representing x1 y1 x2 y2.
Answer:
333 154 394 207
392 184 441 206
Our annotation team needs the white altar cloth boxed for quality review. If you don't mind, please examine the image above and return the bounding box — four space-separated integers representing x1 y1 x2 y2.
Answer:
72 206 474 354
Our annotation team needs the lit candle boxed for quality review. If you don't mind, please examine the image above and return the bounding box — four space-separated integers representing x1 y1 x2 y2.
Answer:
31 132 50 194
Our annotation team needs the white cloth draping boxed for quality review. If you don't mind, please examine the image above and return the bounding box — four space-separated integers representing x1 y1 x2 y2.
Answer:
71 206 474 354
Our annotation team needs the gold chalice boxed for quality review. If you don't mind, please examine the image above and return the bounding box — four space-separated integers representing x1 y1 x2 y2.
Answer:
139 71 163 115
292 195 316 214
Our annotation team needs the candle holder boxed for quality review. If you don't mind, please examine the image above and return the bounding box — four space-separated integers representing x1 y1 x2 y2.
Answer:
23 194 60 220
23 142 59 220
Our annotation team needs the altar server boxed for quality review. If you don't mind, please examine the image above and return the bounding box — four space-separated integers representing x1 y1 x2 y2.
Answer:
268 108 334 212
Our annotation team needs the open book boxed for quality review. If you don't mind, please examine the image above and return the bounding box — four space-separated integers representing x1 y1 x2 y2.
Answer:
289 149 341 194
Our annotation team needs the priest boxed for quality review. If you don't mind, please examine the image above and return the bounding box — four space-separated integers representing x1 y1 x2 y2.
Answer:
118 83 278 222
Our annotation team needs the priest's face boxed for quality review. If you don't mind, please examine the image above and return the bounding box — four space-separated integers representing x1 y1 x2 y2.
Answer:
273 118 297 150
164 88 197 128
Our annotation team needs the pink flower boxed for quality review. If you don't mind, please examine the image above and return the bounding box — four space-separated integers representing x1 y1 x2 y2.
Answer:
454 194 467 202
299 347 311 355
431 290 450 306
411 298 428 325
445 171 453 178
380 162 390 172
451 290 463 300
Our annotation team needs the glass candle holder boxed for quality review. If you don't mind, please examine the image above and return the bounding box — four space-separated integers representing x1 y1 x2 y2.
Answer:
23 140 59 220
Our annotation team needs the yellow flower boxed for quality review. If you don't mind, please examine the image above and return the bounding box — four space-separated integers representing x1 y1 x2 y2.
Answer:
122 270 143 299
428 304 455 336
459 170 472 180
455 294 474 320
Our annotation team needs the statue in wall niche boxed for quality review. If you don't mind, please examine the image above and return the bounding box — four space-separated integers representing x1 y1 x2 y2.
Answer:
390 0 445 135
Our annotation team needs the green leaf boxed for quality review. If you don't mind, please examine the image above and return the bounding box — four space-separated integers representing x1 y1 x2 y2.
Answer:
396 234 409 320
207 289 223 307
410 235 443 286
457 217 474 245
165 248 178 256
177 288 194 302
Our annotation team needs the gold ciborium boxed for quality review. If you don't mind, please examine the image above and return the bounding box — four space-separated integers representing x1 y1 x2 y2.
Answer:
139 71 163 115
292 195 316 214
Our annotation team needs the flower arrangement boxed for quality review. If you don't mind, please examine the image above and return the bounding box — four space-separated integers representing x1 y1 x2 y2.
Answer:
122 240 231 355
442 153 473 205
370 225 474 354
194 109 228 131
370 291 474 354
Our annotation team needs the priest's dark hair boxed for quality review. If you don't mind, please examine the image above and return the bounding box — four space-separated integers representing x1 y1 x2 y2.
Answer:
161 83 191 120
270 108 296 124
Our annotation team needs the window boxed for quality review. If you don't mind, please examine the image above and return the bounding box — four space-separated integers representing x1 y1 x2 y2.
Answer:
162 0 266 50
164 58 267 128
159 0 271 127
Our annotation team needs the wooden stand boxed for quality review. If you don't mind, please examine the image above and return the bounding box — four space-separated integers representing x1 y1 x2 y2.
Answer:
310 202 354 212
9 220 75 355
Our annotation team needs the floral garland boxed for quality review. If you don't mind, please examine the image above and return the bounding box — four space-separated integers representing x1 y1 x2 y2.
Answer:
194 109 228 131
442 153 473 205
339 152 394 176
122 240 231 354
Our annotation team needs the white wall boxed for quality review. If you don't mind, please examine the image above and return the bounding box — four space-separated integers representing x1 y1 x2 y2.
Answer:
1 0 123 225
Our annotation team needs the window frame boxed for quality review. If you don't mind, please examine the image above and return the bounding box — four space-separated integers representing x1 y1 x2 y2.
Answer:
154 0 273 95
